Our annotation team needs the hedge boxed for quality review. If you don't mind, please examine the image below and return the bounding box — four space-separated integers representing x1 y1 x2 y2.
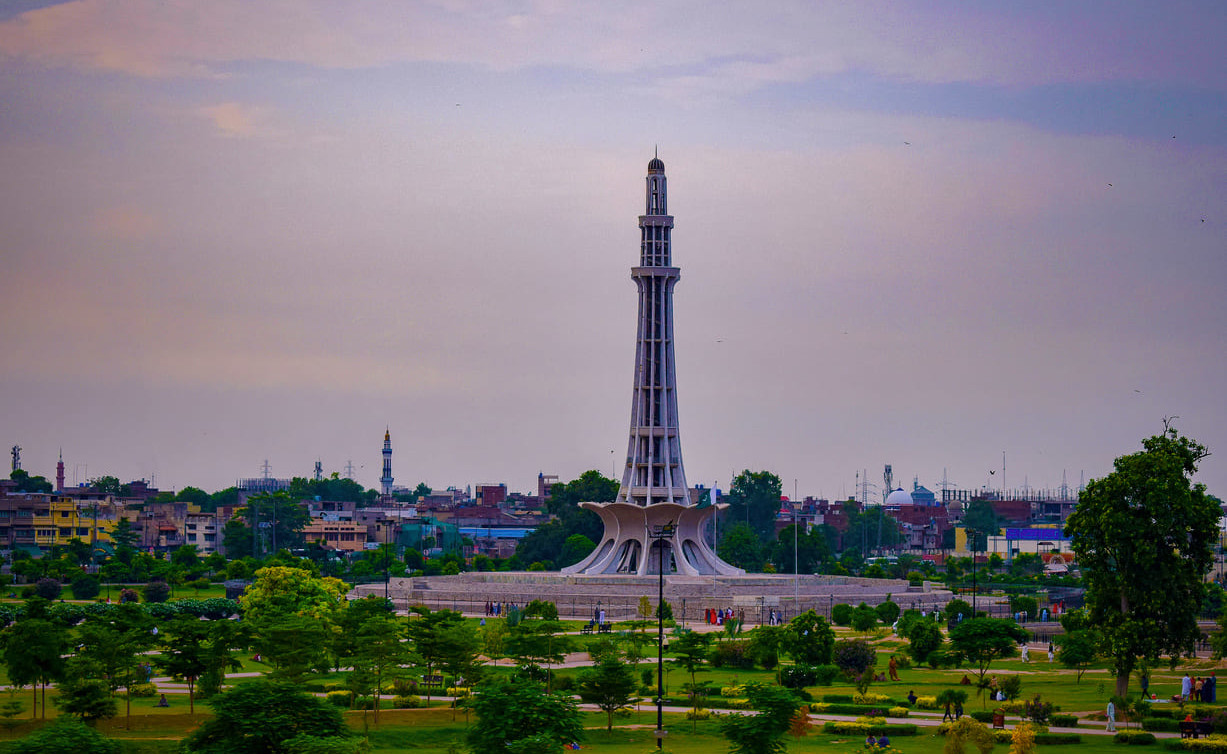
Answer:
1051 714 1080 727
1115 731 1158 745
808 703 907 716
1035 733 1083 745
822 722 919 736
822 694 854 704
1162 737 1227 752
1143 718 1181 732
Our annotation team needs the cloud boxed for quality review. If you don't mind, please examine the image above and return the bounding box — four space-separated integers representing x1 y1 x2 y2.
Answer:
0 0 1222 91
198 102 272 138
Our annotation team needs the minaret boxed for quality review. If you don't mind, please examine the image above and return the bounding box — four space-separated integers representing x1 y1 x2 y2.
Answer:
56 449 65 493
380 429 394 498
563 155 742 577
620 152 689 506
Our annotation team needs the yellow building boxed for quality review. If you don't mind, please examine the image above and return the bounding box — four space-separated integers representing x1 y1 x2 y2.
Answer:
0 492 116 555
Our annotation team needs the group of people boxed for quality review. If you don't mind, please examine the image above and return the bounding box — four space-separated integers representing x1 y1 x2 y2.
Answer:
940 696 965 722
864 734 891 749
484 601 517 617
705 607 743 625
1182 672 1218 702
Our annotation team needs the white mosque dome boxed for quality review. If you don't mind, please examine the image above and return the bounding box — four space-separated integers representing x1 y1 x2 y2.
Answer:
885 487 913 507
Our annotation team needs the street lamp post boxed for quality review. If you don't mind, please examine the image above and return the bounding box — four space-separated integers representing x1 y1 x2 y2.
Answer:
649 521 676 750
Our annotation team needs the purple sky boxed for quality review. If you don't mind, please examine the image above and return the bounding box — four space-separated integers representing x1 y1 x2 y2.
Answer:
1 1 1224 500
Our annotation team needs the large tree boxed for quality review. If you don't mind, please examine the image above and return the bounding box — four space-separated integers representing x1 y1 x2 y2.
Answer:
468 678 583 754
723 470 783 543
2 603 68 718
948 617 1028 684
1064 425 1217 696
717 522 766 572
182 680 354 753
578 656 636 732
515 471 617 567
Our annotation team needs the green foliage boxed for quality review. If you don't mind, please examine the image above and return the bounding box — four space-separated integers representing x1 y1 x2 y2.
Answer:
1009 594 1039 619
515 471 615 568
769 523 832 574
850 602 879 632
56 675 118 722
1057 628 1102 682
782 609 835 665
717 522 766 572
723 470 784 544
558 534 596 568
578 656 637 731
831 603 853 626
523 599 559 620
9 716 118 754
719 683 800 754
876 599 901 624
70 573 101 600
143 579 171 603
467 678 583 754
832 639 876 682
945 598 974 623
3 613 69 717
1065 426 1217 696
183 680 352 753
9 468 53 494
941 716 995 754
905 616 944 665
34 577 62 600
948 617 1028 682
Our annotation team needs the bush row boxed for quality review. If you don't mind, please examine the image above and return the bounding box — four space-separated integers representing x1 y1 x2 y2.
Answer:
821 722 919 736
0 597 240 627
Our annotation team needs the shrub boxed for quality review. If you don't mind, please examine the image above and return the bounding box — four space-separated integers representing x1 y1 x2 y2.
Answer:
352 696 375 710
887 707 910 717
1143 718 1180 732
970 710 995 723
126 682 157 698
831 603 853 626
9 716 119 754
779 665 815 689
119 588 140 603
1115 731 1157 745
1001 674 1023 700
852 693 893 705
522 599 558 620
1051 714 1079 727
821 721 919 736
34 577 62 600
1034 733 1082 745
391 695 421 709
446 687 471 697
875 600 901 625
325 690 352 708
822 695 854 704
710 641 754 669
686 709 711 720
552 676 575 692
391 678 418 696
143 579 171 604
915 695 939 710
70 574 101 601
720 685 746 698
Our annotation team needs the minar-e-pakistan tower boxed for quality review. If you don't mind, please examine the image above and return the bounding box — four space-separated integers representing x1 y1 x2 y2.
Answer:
565 155 743 577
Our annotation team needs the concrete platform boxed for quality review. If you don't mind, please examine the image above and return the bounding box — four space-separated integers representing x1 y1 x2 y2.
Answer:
351 571 953 625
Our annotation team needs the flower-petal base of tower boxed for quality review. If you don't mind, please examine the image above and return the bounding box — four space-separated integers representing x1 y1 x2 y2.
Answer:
561 501 744 576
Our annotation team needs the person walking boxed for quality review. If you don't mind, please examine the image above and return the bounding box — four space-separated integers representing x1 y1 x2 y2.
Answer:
889 656 899 681
1182 673 1192 701
943 700 954 722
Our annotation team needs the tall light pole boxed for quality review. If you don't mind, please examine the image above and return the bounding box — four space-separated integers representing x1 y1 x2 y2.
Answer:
794 480 799 614
649 521 675 750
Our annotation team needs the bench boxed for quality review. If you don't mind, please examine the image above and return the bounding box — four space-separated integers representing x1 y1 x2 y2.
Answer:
422 674 444 686
598 623 612 634
580 624 594 635
1179 721 1214 739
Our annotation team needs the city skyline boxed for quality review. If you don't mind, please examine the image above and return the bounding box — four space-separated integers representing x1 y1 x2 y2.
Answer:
1 2 1224 499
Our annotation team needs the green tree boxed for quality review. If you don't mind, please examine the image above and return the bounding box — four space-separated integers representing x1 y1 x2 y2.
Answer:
578 656 636 732
182 680 352 753
73 602 157 728
717 522 765 572
504 617 571 690
669 630 712 717
948 617 1028 684
155 614 246 712
905 617 944 666
233 491 312 557
405 607 468 702
782 610 835 665
174 486 211 507
346 608 411 722
55 675 117 723
515 471 617 567
241 566 348 682
850 602 878 632
769 523 831 574
962 500 1001 552
9 469 53 494
1064 425 1217 697
70 573 101 600
468 678 583 754
89 476 131 497
723 470 783 543
1055 629 1099 683
2 605 68 718
719 683 800 754
559 534 596 568
109 517 138 552
9 716 118 754
832 639 877 687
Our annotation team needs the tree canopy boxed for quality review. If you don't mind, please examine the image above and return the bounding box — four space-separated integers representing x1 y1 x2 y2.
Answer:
1064 425 1216 696
722 470 783 543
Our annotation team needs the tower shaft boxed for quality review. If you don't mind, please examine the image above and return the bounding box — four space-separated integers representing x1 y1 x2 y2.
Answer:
620 159 688 506
380 429 394 498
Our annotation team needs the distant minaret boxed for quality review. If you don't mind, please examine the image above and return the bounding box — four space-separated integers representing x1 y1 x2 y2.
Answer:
10 445 20 473
380 429 394 498
56 449 65 493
